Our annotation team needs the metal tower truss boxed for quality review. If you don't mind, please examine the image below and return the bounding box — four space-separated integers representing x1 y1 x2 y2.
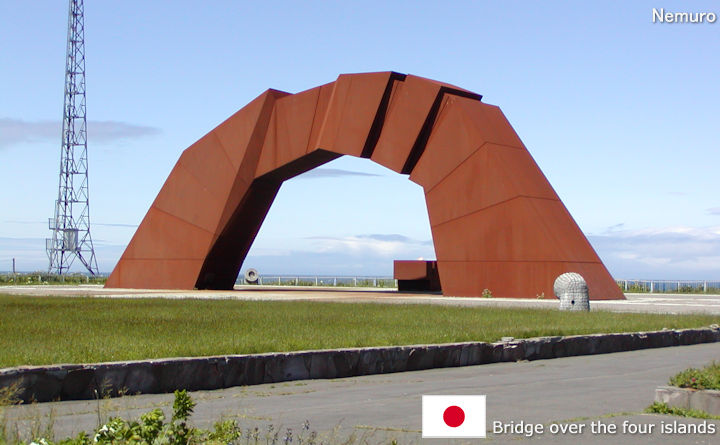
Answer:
47 0 98 275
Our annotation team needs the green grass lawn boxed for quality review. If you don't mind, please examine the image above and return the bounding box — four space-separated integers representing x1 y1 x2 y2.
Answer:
0 294 718 368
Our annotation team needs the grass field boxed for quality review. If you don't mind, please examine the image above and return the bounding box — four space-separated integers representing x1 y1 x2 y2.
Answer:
1 294 718 368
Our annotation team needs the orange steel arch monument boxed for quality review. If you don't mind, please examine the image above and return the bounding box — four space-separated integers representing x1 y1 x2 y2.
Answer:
106 72 624 300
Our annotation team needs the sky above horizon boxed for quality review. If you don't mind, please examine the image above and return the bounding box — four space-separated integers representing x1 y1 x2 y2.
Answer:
1 1 719 279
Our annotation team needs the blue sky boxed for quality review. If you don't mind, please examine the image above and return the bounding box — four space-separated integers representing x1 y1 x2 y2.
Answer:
1 1 719 279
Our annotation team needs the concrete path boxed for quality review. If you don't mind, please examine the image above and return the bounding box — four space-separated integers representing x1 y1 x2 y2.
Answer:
2 284 720 314
4 343 720 444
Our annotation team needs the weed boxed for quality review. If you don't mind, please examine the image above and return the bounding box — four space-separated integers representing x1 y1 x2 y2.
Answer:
0 383 21 444
0 383 21 406
646 402 720 420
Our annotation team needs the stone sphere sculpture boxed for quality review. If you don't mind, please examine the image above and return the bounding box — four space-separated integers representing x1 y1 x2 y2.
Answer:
554 272 590 311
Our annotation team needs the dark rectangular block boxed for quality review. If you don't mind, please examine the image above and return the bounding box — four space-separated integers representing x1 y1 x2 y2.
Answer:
394 260 441 292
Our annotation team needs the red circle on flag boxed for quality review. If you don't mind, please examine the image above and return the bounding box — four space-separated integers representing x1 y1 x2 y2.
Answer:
443 405 465 427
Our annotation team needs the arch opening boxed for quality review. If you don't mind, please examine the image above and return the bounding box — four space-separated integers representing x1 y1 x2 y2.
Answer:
234 156 436 282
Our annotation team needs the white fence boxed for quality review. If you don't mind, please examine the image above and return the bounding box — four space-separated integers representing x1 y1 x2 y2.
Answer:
240 275 720 294
244 275 397 288
617 280 720 293
4 273 719 294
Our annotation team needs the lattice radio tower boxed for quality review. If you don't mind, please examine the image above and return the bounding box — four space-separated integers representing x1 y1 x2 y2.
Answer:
47 0 98 275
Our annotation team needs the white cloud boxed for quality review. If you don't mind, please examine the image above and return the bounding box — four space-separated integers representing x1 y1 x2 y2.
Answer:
293 168 382 179
247 247 293 257
1 232 435 275
3 220 137 228
306 234 434 258
241 233 436 275
0 237 126 273
0 118 160 148
588 225 720 279
11 226 720 279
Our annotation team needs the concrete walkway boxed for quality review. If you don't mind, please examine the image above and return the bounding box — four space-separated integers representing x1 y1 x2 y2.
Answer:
2 284 720 314
3 343 720 444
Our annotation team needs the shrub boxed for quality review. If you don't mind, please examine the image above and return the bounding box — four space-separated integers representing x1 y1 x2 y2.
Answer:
10 390 243 445
669 361 720 390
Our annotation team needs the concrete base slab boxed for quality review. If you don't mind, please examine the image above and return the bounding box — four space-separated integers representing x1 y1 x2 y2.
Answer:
655 386 720 415
2 285 720 315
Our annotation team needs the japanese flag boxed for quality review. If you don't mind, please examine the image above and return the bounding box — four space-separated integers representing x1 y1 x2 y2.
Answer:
422 395 486 438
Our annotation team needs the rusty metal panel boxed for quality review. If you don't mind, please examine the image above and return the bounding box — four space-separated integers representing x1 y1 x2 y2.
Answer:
255 86 322 177
394 260 441 292
106 89 284 290
430 197 601 263
424 143 559 226
105 259 203 290
470 103 526 149
394 260 434 280
305 82 335 154
152 162 228 234
176 131 237 202
437 260 623 300
106 72 624 300
371 75 442 173
408 95 487 189
315 72 396 157
196 177 283 289
214 91 285 235
120 207 214 260
214 89 290 171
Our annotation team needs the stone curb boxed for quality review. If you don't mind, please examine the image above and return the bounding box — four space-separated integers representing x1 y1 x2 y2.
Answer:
655 386 720 415
2 326 719 404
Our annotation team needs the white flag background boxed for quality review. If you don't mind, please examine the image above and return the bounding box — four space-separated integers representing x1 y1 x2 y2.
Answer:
422 395 486 438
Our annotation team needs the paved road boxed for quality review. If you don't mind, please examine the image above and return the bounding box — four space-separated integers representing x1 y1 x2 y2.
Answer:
4 343 720 444
2 284 720 314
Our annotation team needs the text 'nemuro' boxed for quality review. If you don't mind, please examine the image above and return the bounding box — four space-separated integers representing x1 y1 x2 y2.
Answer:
652 8 717 23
